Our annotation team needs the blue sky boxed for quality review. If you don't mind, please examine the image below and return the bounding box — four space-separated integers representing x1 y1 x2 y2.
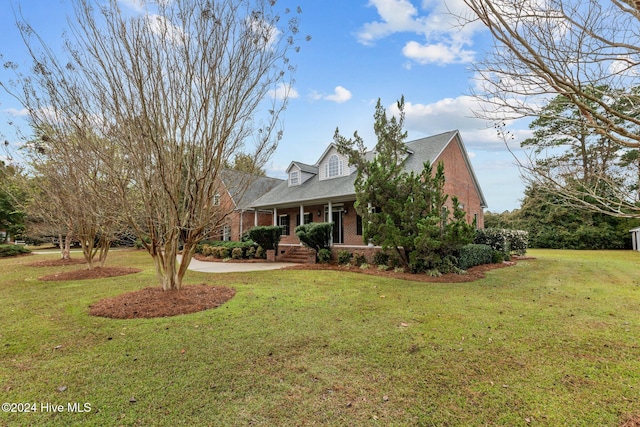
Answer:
0 0 529 212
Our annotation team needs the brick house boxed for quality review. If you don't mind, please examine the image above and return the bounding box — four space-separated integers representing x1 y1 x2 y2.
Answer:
212 170 283 241
249 130 487 251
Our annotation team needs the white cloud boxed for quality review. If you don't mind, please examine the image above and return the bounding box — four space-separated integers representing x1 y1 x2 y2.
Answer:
310 86 352 104
388 95 531 151
269 83 299 100
2 108 29 117
402 41 475 65
356 0 426 46
325 86 352 103
145 14 186 43
356 0 484 65
118 0 146 13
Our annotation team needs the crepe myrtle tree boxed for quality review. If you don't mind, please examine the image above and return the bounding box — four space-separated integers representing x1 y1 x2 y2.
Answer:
2 0 307 290
461 0 640 218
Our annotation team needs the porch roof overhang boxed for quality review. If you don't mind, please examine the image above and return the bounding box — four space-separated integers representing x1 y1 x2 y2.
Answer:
250 173 357 210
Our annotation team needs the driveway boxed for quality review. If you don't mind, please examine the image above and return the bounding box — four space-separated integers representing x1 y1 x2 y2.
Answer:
178 255 296 273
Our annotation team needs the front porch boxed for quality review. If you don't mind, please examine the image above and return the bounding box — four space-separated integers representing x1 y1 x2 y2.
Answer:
254 200 365 247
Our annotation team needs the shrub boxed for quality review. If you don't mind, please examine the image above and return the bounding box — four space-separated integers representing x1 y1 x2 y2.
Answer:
457 244 494 270
295 223 333 253
247 226 283 252
246 246 256 258
492 250 505 263
372 251 390 267
377 264 388 271
255 246 266 259
318 248 332 264
359 263 370 269
231 247 244 259
475 228 528 256
0 244 31 258
218 247 230 259
353 253 368 266
337 250 352 265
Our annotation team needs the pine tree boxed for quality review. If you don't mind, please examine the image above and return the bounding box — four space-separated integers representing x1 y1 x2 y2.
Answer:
335 98 474 273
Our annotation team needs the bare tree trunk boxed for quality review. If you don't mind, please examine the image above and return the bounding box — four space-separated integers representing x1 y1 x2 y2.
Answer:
60 231 72 260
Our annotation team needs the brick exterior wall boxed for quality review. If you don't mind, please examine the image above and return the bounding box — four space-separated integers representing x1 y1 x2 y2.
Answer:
223 210 274 241
275 201 366 246
437 136 485 228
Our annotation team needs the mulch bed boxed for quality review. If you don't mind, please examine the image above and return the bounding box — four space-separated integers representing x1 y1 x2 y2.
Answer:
283 259 529 283
39 267 142 281
40 255 531 319
27 258 87 267
89 284 236 319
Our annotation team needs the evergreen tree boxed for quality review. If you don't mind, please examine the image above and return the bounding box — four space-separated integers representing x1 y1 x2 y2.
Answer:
335 98 474 273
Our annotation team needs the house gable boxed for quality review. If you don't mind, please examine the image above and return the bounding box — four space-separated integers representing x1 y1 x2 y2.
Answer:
286 161 317 187
317 145 352 181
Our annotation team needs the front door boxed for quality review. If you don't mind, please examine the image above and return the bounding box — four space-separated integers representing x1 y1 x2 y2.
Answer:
325 208 344 244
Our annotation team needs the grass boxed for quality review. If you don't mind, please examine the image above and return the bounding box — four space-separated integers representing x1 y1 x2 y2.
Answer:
1 248 639 426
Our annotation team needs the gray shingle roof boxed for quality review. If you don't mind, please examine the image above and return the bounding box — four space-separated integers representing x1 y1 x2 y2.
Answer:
288 161 318 174
220 169 284 210
251 130 487 209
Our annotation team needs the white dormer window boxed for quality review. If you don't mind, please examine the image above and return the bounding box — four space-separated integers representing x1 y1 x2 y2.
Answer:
290 170 300 185
326 154 342 178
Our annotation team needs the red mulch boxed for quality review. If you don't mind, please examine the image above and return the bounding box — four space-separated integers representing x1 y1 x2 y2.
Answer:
89 284 236 319
39 266 142 281
39 256 531 320
284 258 530 283
27 258 87 267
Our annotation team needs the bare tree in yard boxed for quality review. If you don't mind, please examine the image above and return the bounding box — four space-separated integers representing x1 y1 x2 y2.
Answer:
461 0 640 217
24 129 123 267
3 0 304 290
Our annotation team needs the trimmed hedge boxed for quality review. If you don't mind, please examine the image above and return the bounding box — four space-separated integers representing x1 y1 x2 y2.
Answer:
475 228 528 256
197 241 258 259
0 244 31 258
457 244 493 270
247 226 283 252
295 222 333 253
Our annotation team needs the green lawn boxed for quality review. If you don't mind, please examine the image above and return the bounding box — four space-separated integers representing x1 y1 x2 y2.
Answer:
1 249 639 426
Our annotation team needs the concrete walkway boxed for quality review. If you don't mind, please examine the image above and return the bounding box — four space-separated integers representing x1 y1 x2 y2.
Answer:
30 250 295 273
178 255 297 273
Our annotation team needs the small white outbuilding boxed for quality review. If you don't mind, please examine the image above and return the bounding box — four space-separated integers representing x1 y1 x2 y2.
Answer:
630 227 640 251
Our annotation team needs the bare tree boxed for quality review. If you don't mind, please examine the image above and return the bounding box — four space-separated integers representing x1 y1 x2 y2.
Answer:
24 128 123 267
2 0 304 289
462 0 640 216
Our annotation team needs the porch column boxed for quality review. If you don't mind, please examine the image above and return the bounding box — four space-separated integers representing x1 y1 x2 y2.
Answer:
273 208 277 226
254 210 258 227
299 205 305 246
239 210 244 238
328 201 333 246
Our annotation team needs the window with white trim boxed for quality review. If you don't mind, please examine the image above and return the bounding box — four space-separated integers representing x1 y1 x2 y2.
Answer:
213 193 221 206
290 170 299 186
278 215 290 235
326 154 342 178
